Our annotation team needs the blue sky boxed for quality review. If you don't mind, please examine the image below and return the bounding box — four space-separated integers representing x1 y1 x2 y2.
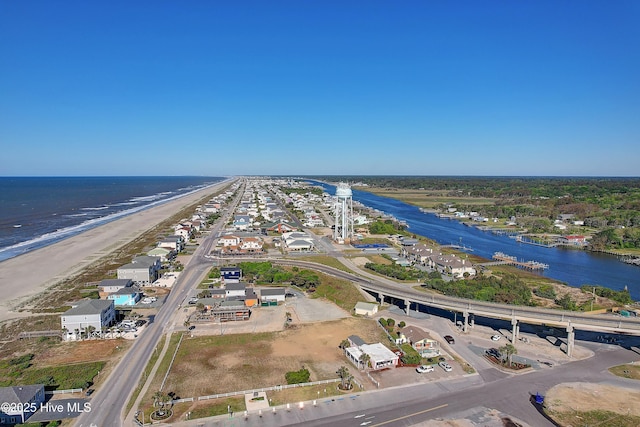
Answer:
1 1 638 176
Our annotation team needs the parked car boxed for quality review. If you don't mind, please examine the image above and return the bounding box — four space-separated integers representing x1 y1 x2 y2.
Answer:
486 348 501 358
438 361 453 372
416 365 435 373
491 334 501 341
188 325 195 331
444 335 455 344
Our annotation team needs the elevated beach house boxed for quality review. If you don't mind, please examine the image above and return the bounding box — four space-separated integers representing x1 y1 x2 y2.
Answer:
117 255 161 285
61 299 115 340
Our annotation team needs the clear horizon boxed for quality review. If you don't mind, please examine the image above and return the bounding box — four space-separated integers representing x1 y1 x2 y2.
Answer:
1 1 638 177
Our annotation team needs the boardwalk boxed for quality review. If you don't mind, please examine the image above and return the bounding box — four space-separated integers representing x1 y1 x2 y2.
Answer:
492 252 549 270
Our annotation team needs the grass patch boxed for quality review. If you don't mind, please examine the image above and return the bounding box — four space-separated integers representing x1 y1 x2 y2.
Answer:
7 361 106 390
296 255 354 273
312 273 364 312
609 364 640 380
547 409 640 427
266 382 348 406
186 397 246 420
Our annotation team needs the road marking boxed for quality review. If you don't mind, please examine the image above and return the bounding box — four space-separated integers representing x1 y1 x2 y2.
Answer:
369 403 448 426
354 414 366 418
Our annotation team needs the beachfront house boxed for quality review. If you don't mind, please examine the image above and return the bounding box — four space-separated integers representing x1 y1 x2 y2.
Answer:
158 235 184 252
106 285 141 306
99 278 134 295
0 385 45 425
61 299 115 340
117 256 161 285
146 247 174 262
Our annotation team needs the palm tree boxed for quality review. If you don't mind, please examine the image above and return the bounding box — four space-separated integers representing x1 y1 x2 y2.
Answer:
336 366 352 390
339 339 351 351
152 391 164 410
499 343 517 367
86 325 96 339
183 319 191 329
358 353 371 371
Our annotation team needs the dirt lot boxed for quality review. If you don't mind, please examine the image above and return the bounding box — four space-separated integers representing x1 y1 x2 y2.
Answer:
161 317 387 400
545 382 640 416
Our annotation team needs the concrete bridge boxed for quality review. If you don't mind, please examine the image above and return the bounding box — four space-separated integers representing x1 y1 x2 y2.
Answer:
244 257 640 358
358 282 640 357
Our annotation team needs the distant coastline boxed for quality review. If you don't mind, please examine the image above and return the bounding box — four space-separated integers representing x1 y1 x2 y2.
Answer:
0 176 225 262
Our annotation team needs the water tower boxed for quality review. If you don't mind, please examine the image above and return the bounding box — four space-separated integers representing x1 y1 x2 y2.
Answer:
333 183 354 243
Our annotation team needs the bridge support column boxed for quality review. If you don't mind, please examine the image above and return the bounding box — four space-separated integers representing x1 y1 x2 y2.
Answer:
566 325 575 358
379 293 385 305
511 318 519 344
469 315 474 328
405 300 411 315
463 311 469 333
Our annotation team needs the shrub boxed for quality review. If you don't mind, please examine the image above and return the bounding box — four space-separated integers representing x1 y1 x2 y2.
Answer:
285 368 310 385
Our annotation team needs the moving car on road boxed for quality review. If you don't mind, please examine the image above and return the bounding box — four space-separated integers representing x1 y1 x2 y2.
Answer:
491 334 501 341
444 335 455 344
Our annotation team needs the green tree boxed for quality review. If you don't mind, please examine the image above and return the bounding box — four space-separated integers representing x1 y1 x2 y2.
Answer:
336 366 353 390
358 353 371 370
499 343 517 367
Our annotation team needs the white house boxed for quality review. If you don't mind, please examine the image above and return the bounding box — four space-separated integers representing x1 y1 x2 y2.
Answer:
345 342 399 371
225 282 246 298
240 237 263 252
61 299 115 339
260 288 286 303
219 235 241 247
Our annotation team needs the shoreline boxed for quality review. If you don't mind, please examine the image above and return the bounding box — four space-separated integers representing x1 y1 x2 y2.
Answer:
0 179 233 323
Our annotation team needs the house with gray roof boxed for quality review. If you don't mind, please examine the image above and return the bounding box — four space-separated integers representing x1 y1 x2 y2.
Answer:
61 299 115 340
260 288 286 303
0 384 45 425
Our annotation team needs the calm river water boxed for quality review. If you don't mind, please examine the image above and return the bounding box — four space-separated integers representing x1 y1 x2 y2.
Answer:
312 181 640 301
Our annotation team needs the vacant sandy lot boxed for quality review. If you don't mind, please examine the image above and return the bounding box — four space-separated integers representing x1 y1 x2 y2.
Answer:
545 382 640 417
161 317 387 400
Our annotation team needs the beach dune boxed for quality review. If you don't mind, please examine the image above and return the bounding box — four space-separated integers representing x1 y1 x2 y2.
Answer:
0 179 232 323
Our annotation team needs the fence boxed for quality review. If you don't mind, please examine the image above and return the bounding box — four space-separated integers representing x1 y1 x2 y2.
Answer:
18 331 63 340
172 378 342 404
45 388 83 395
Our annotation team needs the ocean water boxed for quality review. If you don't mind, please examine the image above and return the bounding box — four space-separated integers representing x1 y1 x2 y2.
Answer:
0 176 224 262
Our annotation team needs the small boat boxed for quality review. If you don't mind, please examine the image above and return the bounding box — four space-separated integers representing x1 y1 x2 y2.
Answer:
13 224 22 228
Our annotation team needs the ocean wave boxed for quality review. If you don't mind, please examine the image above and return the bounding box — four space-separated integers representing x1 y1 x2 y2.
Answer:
65 213 89 218
0 180 224 262
81 206 110 211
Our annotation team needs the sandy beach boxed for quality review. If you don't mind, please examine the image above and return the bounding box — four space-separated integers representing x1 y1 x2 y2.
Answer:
0 179 233 323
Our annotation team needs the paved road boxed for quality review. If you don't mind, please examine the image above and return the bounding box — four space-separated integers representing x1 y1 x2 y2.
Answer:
74 180 244 427
164 340 637 427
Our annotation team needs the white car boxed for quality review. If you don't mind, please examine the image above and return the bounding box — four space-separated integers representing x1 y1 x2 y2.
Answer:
491 334 501 341
416 365 434 373
438 361 453 372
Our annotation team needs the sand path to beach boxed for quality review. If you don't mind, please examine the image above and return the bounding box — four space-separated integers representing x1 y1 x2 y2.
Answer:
0 179 233 323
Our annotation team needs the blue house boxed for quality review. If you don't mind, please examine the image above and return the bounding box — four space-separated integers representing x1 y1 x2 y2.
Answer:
220 267 242 284
107 285 141 306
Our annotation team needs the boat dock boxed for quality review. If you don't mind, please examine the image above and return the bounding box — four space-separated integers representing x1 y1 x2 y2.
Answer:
490 252 549 270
